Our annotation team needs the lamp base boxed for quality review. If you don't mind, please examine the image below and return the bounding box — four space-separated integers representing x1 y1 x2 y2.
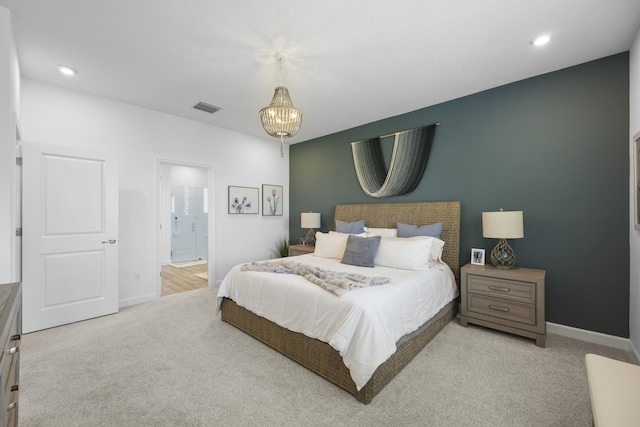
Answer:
303 228 316 246
490 238 517 269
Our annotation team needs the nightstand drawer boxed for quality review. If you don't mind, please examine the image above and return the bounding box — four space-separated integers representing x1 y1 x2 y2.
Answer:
289 244 315 257
468 274 535 304
466 294 536 326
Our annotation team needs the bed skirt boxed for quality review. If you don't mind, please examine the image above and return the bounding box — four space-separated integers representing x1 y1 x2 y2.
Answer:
220 297 458 404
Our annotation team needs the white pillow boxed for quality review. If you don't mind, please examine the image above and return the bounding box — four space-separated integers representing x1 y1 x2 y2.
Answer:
363 227 397 237
374 236 445 270
329 231 367 237
314 232 349 259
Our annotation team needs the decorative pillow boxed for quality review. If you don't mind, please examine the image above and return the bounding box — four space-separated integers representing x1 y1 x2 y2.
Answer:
374 236 445 270
396 221 443 238
314 231 349 259
341 235 381 268
363 227 397 237
335 219 365 234
423 236 445 266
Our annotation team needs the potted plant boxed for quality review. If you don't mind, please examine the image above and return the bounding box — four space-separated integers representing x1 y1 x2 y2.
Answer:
270 238 290 258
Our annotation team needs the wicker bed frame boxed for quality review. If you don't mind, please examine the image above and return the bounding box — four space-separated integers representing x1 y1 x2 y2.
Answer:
220 201 461 404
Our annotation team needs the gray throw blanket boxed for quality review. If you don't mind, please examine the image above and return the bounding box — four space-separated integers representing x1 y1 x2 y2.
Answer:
241 260 390 296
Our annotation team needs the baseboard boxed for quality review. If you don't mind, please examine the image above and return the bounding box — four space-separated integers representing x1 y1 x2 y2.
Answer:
630 339 640 363
547 322 631 351
119 293 157 308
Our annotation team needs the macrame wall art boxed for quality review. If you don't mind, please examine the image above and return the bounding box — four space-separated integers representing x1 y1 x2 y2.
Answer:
350 123 438 198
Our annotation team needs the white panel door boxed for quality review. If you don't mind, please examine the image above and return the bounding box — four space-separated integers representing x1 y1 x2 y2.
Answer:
22 142 118 333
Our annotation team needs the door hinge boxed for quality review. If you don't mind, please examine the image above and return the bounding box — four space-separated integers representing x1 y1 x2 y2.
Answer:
15 157 22 166
15 228 22 237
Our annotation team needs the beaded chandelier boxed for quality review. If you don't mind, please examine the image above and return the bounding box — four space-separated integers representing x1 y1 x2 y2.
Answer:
258 52 303 157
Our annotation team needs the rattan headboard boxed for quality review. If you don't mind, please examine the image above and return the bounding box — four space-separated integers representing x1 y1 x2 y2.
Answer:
334 201 461 278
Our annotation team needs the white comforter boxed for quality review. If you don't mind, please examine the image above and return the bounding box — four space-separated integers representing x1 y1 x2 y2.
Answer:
216 254 458 390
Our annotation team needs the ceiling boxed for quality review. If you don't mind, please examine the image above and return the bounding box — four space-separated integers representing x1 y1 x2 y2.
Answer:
2 1 640 145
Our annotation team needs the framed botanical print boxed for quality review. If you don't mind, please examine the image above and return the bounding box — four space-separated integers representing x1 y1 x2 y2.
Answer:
228 186 259 214
262 184 283 216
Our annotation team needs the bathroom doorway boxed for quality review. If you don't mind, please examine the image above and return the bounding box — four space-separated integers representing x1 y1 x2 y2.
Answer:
158 161 214 296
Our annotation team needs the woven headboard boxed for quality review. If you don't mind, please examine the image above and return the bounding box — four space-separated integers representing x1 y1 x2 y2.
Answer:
334 201 461 278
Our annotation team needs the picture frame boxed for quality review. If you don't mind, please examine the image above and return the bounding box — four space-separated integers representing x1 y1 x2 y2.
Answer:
262 184 283 216
634 130 640 230
471 248 485 266
228 186 259 214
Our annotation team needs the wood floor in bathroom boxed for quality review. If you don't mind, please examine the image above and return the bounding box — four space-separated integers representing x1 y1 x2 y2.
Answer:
161 263 208 296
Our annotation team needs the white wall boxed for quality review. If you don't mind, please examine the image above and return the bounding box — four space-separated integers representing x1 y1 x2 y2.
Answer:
630 26 640 359
0 8 20 284
21 78 289 307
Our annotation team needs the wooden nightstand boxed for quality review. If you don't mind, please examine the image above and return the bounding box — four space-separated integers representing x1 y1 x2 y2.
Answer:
459 263 546 347
288 244 315 257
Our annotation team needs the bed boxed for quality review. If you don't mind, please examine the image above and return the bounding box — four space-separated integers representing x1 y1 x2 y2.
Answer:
217 201 461 404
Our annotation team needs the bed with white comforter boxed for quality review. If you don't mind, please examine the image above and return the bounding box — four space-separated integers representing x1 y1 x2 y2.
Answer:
217 253 458 391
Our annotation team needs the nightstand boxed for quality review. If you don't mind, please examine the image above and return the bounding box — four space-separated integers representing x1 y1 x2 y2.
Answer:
288 244 315 257
459 263 546 347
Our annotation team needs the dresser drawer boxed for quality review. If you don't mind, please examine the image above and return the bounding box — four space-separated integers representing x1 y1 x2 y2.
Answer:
467 274 535 304
466 294 536 326
0 318 18 394
3 383 17 427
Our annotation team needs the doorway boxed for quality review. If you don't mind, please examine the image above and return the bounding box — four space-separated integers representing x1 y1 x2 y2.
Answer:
158 161 214 297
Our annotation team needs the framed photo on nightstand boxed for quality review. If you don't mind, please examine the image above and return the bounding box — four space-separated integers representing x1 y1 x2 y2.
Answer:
471 248 485 266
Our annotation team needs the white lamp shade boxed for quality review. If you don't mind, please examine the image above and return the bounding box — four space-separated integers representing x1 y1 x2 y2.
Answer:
482 211 524 239
301 212 321 229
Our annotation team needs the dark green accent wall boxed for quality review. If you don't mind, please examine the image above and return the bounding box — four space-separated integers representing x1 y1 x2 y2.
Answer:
290 53 630 338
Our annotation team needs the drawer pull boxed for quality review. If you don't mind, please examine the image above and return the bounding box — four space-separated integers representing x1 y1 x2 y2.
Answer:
489 305 510 312
489 285 510 293
6 401 16 412
6 346 18 355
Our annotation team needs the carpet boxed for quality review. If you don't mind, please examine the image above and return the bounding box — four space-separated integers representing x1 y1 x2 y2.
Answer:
19 288 637 427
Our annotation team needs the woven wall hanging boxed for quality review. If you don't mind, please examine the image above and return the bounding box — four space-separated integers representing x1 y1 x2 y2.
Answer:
350 123 438 198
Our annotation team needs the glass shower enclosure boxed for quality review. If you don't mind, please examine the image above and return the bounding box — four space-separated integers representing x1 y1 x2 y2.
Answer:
170 186 208 263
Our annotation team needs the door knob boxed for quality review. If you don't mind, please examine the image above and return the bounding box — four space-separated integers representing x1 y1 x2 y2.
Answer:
101 239 117 244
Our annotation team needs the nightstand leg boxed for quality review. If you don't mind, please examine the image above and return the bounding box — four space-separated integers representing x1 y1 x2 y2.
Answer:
459 316 468 327
536 334 546 348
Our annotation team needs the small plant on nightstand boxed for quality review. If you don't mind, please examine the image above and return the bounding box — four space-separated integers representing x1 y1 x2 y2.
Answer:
270 238 290 258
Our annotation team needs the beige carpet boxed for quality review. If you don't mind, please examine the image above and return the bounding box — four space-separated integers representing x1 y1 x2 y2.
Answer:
19 288 636 427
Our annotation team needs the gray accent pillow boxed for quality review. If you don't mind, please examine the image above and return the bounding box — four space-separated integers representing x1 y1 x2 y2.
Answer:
396 221 443 238
335 219 365 234
341 235 381 268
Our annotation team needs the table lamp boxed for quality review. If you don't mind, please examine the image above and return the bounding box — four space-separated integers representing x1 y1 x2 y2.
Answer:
301 212 321 246
482 209 524 269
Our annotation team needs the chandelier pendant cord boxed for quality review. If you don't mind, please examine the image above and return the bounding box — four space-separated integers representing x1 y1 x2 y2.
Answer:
279 56 285 157
280 135 284 158
279 56 285 86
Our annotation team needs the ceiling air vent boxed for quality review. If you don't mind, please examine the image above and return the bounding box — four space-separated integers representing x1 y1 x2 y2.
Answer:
193 102 221 114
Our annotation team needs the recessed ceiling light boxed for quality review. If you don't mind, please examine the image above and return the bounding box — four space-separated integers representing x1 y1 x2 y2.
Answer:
56 65 78 76
530 35 551 47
